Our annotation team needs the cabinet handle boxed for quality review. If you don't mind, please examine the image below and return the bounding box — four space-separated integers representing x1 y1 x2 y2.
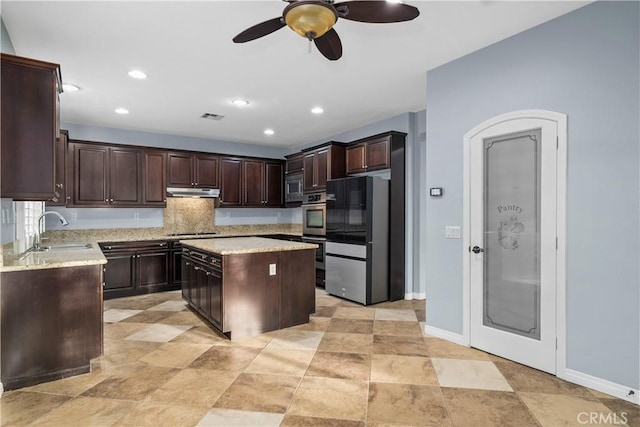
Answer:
105 199 108 202
194 266 201 271
106 246 112 250
66 196 70 200
206 271 211 276
185 261 190 266
159 243 167 247
110 198 114 202
195 182 198 186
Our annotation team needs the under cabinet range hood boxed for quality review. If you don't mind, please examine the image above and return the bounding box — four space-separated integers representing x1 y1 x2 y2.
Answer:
166 187 220 198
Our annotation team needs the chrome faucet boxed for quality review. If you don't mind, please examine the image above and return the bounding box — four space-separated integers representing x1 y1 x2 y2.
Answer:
34 211 69 251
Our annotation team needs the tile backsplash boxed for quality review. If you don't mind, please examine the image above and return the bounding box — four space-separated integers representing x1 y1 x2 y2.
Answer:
163 197 215 234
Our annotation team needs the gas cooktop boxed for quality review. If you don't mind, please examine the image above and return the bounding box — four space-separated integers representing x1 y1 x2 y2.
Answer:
166 232 218 237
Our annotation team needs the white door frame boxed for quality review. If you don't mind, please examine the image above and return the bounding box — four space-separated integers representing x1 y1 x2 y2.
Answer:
462 109 567 378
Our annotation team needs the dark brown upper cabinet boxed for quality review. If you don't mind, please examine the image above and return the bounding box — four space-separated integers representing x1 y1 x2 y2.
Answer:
302 142 346 193
243 160 284 207
346 136 391 175
69 142 142 207
219 157 243 207
167 152 219 188
285 152 304 175
143 150 167 206
1 54 62 201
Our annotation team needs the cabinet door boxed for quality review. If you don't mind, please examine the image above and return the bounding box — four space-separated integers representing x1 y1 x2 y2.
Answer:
285 153 304 174
46 130 68 206
110 147 142 205
346 144 366 175
302 153 315 192
208 269 223 328
182 257 195 302
143 151 166 206
171 250 182 286
71 143 109 206
243 159 265 207
264 162 284 207
103 252 135 291
1 54 59 201
138 250 170 288
314 148 329 191
193 264 208 314
194 154 219 188
366 137 391 171
219 158 243 206
167 153 193 188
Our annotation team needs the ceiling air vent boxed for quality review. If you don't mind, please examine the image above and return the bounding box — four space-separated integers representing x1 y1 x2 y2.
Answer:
201 113 225 121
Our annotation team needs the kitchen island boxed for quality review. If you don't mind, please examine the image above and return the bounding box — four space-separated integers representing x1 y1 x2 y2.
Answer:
180 237 317 339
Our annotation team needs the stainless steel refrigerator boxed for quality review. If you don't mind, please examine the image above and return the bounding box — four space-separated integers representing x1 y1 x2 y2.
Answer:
325 176 389 305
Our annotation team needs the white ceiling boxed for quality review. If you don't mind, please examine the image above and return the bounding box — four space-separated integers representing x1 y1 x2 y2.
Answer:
2 1 588 148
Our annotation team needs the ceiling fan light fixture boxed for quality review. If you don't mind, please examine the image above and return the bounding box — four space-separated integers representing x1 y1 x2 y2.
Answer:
284 2 338 40
264 129 275 136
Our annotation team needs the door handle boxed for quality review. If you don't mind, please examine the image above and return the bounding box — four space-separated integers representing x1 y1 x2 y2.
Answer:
471 246 484 254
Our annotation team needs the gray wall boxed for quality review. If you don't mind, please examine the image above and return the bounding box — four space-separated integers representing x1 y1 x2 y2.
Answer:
62 122 289 159
1 16 15 54
425 1 639 389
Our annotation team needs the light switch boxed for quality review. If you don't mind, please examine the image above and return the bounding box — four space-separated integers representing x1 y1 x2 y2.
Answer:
269 263 277 276
445 226 461 239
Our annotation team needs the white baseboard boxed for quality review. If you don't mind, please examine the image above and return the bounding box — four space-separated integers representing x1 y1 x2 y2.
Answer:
424 325 466 346
561 369 639 405
404 292 426 300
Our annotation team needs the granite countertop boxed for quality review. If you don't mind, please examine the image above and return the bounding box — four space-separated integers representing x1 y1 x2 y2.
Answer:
181 237 317 255
1 244 107 273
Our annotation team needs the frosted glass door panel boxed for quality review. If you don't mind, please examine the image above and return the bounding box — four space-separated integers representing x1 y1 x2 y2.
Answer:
483 129 541 340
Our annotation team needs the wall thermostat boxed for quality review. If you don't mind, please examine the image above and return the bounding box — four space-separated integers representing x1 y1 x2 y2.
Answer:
430 187 443 197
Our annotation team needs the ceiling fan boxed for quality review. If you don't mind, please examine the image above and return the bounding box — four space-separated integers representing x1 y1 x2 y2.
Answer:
232 0 420 61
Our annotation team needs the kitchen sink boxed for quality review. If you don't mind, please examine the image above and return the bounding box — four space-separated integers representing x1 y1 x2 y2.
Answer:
34 243 93 252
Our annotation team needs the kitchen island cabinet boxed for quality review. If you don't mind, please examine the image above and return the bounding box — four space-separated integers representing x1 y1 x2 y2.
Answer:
181 237 316 339
0 246 106 390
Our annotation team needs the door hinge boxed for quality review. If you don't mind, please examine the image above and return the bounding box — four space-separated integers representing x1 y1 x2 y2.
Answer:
556 338 558 350
556 237 558 249
556 136 559 149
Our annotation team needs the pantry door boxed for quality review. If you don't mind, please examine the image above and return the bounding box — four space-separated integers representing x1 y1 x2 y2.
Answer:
465 111 565 374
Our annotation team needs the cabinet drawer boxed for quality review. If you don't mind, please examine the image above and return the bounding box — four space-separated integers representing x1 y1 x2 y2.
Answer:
100 240 169 252
325 254 366 304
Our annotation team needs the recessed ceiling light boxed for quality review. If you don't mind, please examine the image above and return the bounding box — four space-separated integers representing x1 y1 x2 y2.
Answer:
128 70 147 79
62 83 80 92
264 129 275 136
115 107 129 115
232 98 250 107
311 106 324 114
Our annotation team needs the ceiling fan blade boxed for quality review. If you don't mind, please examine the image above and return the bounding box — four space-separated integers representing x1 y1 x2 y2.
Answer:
335 1 419 23
233 17 286 43
314 28 343 61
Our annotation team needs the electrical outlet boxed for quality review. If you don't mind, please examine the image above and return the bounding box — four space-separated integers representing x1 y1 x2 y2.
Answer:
133 212 140 220
226 211 231 218
269 263 277 276
70 212 77 221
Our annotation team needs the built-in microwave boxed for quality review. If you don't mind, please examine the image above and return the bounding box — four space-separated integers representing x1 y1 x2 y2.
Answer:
285 173 303 204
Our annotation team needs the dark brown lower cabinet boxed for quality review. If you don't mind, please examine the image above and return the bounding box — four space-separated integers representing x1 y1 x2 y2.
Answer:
101 240 175 299
1 264 103 390
181 247 314 339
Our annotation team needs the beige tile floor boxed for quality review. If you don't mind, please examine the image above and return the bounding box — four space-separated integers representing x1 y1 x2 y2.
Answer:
1 289 638 427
